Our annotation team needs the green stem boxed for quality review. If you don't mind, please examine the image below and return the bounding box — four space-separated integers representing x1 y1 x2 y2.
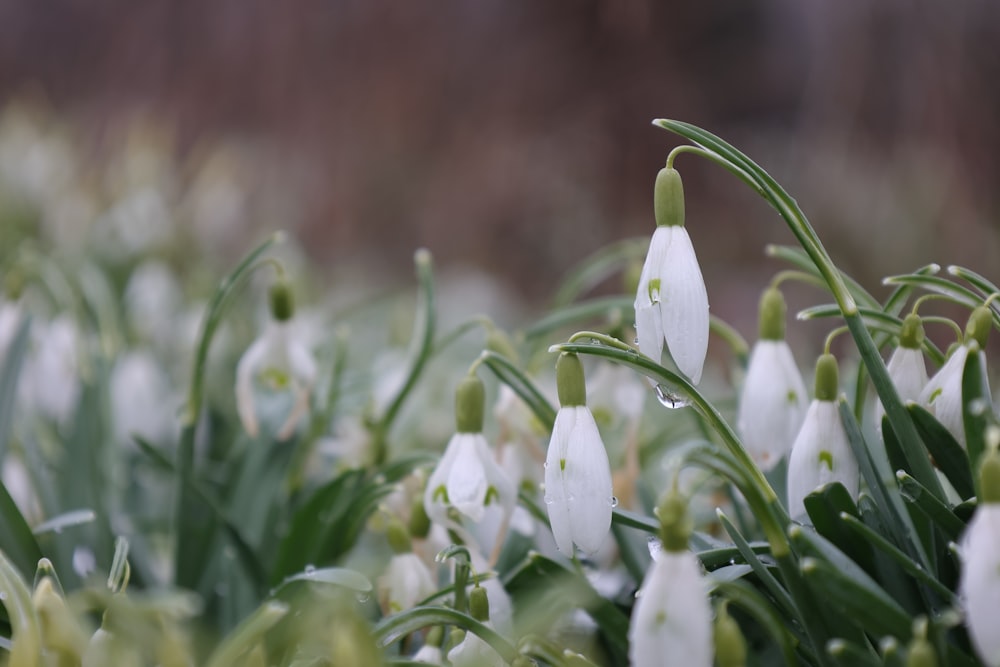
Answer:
373 249 436 464
373 606 518 663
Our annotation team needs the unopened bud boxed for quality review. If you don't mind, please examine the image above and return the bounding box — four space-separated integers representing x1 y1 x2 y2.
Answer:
714 602 747 667
469 585 490 622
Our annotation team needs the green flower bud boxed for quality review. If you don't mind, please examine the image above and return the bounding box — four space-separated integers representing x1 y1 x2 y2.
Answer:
448 628 466 651
469 585 490 622
898 313 925 350
758 287 786 341
408 497 431 539
386 517 412 554
455 375 485 433
814 353 839 402
269 279 295 322
556 353 587 408
965 306 992 349
656 490 692 552
425 626 444 648
654 167 685 228
714 602 747 667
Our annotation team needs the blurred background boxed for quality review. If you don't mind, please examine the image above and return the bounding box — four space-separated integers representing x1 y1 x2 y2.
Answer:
1 0 999 336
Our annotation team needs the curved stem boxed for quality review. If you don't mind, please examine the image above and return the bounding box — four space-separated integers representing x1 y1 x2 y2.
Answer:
653 119 944 501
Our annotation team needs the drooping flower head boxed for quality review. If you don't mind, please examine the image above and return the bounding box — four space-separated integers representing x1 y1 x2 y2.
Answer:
447 586 505 667
628 491 712 667
786 353 859 519
634 165 710 385
875 313 929 434
543 353 614 554
918 305 993 448
235 278 317 440
423 374 515 538
959 443 1000 667
737 286 808 470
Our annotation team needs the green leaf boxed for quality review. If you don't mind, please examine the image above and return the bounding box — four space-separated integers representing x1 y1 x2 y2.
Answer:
961 347 992 479
717 511 795 619
271 470 392 584
0 480 43 585
803 483 875 576
523 295 632 341
826 638 881 667
895 472 967 541
477 351 556 431
907 404 974 500
799 556 911 643
712 579 804 667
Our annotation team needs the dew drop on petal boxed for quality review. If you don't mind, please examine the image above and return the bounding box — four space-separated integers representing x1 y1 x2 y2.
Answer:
654 384 690 409
304 564 316 574
355 592 370 603
543 495 554 505
609 496 619 508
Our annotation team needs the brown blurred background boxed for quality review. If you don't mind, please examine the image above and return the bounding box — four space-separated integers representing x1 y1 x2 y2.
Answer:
2 0 999 328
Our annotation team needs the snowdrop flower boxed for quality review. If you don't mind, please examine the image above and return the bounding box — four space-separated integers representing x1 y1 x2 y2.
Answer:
447 586 505 667
736 287 808 471
875 313 929 433
918 306 993 448
959 445 1000 667
544 353 614 554
787 354 859 519
629 492 712 667
634 165 710 384
424 375 515 530
378 519 436 614
235 279 317 440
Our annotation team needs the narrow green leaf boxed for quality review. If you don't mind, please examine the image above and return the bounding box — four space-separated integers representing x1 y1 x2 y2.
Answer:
961 347 991 478
0 482 43 581
803 483 875 575
717 511 795 619
478 351 556 430
32 509 96 536
551 236 649 307
881 274 983 310
896 472 967 541
837 512 955 603
271 566 371 596
523 295 632 341
204 601 288 667
799 557 911 642
906 404 974 500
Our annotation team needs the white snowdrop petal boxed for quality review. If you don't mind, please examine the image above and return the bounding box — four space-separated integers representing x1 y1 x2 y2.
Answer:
628 552 712 667
786 400 859 519
424 434 464 525
446 435 489 522
737 341 808 470
235 338 268 438
565 408 613 553
658 227 709 385
960 506 1000 667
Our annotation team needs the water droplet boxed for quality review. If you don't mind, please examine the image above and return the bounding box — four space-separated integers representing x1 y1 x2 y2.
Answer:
543 495 554 505
634 588 644 599
729 558 736 566
355 592 370 604
0 591 7 601
304 564 316 575
434 553 445 563
654 384 690 409
609 496 619 508
543 462 548 469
